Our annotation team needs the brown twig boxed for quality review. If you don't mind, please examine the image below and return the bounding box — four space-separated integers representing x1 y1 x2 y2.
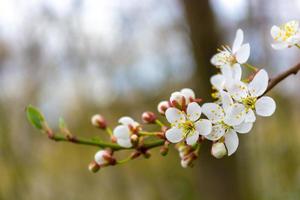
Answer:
264 62 300 95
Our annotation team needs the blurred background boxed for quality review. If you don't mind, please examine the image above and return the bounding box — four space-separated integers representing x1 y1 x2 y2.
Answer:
0 0 300 199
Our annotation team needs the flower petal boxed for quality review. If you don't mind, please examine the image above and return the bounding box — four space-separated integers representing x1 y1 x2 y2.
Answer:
248 69 269 97
117 138 132 148
202 103 225 123
235 43 250 64
165 107 185 124
271 26 280 39
181 88 195 103
232 29 244 53
195 119 212 136
244 109 256 123
220 91 234 114
118 116 135 125
205 124 225 141
165 127 184 143
227 81 248 101
210 52 224 66
113 125 130 139
232 63 242 81
224 130 239 156
94 150 107 165
255 96 276 116
234 122 253 134
271 42 288 50
187 102 202 121
224 103 246 126
186 131 199 145
210 74 225 91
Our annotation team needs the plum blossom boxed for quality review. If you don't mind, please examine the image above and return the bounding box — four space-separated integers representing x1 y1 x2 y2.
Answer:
211 29 250 83
271 20 300 50
227 69 276 122
170 88 196 106
202 103 253 156
165 102 212 145
94 150 110 165
113 116 140 148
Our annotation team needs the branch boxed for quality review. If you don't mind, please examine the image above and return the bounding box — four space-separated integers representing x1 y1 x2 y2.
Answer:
264 62 300 95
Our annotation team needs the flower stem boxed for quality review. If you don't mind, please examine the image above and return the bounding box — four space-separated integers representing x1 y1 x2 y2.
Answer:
243 63 258 71
138 131 158 136
116 156 132 165
105 127 113 136
295 44 300 49
155 119 166 128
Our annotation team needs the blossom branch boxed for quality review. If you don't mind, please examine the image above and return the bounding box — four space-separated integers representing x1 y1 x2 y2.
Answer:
264 62 300 95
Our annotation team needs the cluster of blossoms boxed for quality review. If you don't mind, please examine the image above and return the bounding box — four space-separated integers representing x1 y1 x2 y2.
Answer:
88 21 300 169
26 20 299 171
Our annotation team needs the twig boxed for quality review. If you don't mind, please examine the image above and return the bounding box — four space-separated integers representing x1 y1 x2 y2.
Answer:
264 62 300 95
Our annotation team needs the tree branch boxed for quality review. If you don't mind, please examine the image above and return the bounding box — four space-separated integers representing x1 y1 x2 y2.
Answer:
264 62 300 95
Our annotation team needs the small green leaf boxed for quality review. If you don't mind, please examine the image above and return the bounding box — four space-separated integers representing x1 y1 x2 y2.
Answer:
26 105 45 130
59 117 66 129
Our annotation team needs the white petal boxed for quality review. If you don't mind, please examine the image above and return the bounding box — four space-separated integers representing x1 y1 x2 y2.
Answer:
165 127 184 143
186 131 199 145
271 42 288 50
220 91 234 114
255 96 276 117
224 103 246 126
235 43 250 64
232 64 242 81
244 109 256 123
118 116 135 125
232 29 244 53
181 88 195 103
202 103 225 123
270 26 280 39
227 81 248 101
187 102 202 121
220 64 232 80
210 74 225 91
165 107 185 124
224 130 239 156
195 119 212 136
248 69 269 97
117 138 132 148
210 52 224 66
94 150 107 165
170 91 184 105
113 125 130 139
234 122 253 134
205 124 225 141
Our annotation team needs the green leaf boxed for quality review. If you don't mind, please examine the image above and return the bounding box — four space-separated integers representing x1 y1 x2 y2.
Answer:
26 105 45 130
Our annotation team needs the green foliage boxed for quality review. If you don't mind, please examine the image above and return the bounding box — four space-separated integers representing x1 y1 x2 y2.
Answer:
26 105 45 130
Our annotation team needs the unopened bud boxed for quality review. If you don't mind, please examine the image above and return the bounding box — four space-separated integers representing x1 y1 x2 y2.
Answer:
94 150 110 165
211 142 227 159
157 101 170 115
170 92 186 108
180 88 195 103
91 114 107 129
160 146 169 156
142 111 157 124
130 134 138 142
181 159 189 168
88 161 100 173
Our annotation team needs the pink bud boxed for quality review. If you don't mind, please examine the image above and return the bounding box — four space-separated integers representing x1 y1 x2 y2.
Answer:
91 114 107 129
157 101 170 114
142 111 157 124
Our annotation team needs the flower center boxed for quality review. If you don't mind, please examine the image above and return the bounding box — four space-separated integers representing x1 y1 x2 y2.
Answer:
242 97 257 110
179 120 196 138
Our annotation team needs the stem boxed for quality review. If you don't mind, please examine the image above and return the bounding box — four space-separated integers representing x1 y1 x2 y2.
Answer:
105 127 113 136
263 62 300 95
295 44 300 49
155 119 166 128
243 63 258 71
138 131 158 136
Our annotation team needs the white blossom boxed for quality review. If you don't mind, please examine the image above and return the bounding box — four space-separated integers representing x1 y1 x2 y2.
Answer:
94 150 110 165
165 102 212 146
271 20 300 50
170 88 196 106
113 116 140 148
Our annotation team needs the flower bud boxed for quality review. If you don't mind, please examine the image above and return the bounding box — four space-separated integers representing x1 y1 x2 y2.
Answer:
180 88 195 103
160 146 169 156
211 142 227 159
170 92 186 109
130 134 138 143
88 161 100 173
142 111 157 124
94 150 110 165
91 114 107 129
181 159 189 168
157 101 170 115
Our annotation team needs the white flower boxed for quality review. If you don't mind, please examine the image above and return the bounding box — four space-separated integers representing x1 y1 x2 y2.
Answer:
170 88 196 106
113 116 140 148
165 102 212 146
227 69 276 122
157 100 170 114
202 103 253 156
94 150 110 165
271 20 300 50
211 142 227 159
211 29 250 82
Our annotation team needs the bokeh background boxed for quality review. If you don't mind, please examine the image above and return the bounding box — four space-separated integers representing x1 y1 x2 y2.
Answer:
0 0 300 199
